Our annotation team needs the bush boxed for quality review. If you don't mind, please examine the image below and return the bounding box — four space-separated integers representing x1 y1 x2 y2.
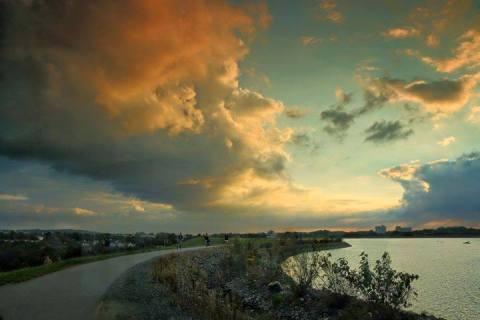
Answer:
351 252 419 309
283 250 323 296
318 252 419 310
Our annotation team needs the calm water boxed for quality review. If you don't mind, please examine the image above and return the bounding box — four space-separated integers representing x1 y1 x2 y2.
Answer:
319 238 480 320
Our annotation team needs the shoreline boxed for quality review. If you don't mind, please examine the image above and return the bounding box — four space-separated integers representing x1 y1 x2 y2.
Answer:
97 240 442 320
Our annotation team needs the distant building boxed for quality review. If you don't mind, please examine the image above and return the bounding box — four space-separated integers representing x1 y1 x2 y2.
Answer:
374 225 387 234
266 230 276 239
395 226 412 232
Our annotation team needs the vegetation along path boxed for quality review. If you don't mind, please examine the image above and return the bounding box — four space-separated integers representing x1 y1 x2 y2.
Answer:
0 247 204 320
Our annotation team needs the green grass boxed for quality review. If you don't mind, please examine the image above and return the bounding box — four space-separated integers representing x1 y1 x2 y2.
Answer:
0 237 336 286
181 236 225 247
0 246 170 286
0 237 226 286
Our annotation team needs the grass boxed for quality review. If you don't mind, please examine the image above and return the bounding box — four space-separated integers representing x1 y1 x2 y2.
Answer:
0 236 227 286
0 237 317 287
181 236 225 247
0 246 170 286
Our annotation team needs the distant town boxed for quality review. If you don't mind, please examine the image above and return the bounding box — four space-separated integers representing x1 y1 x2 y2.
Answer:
1 226 479 273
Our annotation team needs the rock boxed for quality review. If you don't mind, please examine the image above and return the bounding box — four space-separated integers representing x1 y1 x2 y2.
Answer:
267 281 283 293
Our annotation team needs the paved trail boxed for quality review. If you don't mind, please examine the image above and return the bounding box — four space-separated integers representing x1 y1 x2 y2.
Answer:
0 248 192 320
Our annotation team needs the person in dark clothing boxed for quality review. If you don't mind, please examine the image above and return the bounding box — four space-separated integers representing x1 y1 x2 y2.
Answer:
203 233 210 246
224 233 229 244
176 233 184 250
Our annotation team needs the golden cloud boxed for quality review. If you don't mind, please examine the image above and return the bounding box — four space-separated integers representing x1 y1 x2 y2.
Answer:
7 0 268 135
383 27 420 39
421 30 480 73
364 74 479 114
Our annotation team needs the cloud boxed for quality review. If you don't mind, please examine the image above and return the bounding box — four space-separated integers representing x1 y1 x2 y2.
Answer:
467 106 480 123
425 34 439 47
321 107 355 139
73 207 97 217
335 88 353 104
243 68 271 87
421 30 480 73
323 72 476 140
299 36 322 46
0 0 300 216
284 107 307 119
364 120 413 143
320 88 355 139
315 0 344 24
407 0 475 49
383 27 420 39
380 153 480 225
362 75 479 114
0 194 28 201
290 133 311 147
438 136 456 147
357 84 394 115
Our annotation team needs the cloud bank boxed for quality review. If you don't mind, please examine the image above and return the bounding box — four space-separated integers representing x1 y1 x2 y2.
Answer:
381 153 480 226
0 0 303 215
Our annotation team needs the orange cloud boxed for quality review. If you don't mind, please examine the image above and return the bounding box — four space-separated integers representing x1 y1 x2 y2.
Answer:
408 0 475 46
421 30 480 73
2 0 301 215
300 36 322 46
11 0 268 135
73 207 97 217
315 0 344 24
438 136 456 147
383 27 420 39
364 74 479 114
425 34 439 47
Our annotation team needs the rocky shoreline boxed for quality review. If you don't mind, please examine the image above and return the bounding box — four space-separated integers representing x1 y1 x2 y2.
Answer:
96 240 444 320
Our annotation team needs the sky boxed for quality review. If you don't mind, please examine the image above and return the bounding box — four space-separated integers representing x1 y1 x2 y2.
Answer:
1 0 480 233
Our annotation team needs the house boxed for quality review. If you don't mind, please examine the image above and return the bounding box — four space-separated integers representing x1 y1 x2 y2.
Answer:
374 225 387 234
395 226 412 232
266 230 276 239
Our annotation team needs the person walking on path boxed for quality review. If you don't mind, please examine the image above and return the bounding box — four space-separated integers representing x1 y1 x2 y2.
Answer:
224 233 229 244
176 233 184 250
203 233 210 246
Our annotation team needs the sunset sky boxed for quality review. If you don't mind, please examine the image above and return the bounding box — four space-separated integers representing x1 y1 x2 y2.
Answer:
1 0 480 233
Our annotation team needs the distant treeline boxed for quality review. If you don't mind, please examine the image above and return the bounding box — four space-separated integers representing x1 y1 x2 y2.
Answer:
305 226 480 238
0 231 188 272
209 226 480 239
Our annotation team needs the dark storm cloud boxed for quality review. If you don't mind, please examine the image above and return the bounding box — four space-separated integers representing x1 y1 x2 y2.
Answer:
381 153 480 225
320 107 355 139
0 0 290 215
364 120 413 143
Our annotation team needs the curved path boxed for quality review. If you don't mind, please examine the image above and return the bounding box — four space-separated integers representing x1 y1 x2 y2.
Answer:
0 248 196 320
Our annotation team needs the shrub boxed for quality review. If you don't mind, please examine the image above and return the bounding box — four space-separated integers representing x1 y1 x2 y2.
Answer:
318 253 356 296
319 252 419 310
352 252 419 309
283 250 323 296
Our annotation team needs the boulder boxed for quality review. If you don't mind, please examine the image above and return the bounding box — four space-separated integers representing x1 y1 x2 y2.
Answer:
267 281 283 293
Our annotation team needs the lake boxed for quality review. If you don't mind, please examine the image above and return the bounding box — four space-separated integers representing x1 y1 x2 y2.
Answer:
319 238 480 320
